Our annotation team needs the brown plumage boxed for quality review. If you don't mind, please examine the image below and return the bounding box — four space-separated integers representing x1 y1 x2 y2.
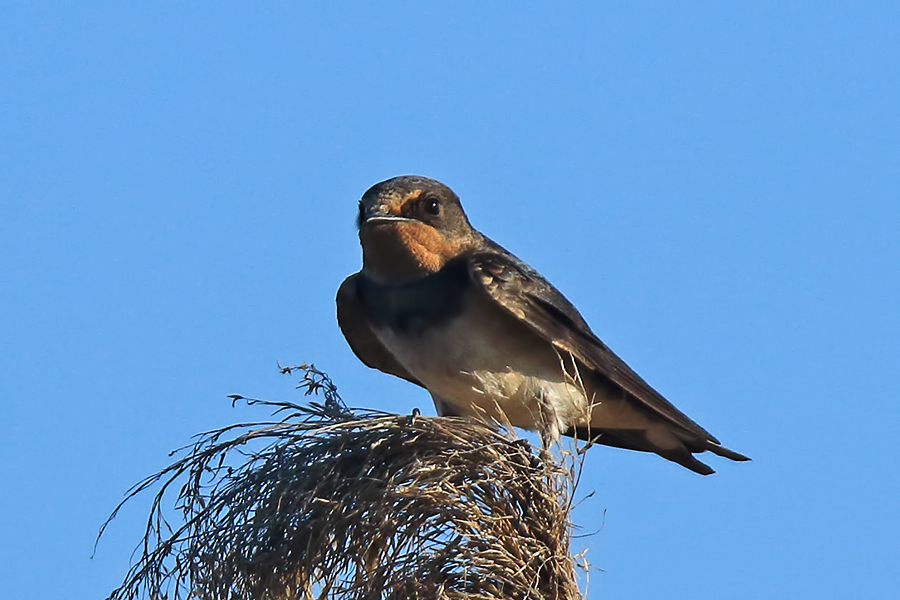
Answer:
337 175 749 474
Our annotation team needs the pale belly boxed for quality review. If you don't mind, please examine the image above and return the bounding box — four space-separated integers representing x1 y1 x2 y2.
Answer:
372 293 590 437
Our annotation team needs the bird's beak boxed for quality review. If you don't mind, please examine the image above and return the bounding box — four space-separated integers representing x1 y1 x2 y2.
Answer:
360 203 415 227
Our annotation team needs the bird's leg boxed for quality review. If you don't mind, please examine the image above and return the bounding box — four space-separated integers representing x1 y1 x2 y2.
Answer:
406 406 421 426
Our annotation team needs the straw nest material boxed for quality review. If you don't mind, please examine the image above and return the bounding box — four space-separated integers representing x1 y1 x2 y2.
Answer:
101 365 584 600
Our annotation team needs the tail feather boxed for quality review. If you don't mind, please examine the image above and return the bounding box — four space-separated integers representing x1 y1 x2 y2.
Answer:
565 424 748 475
666 451 715 476
706 441 751 462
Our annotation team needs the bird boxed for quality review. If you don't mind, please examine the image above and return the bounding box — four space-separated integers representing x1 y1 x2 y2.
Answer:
337 175 749 474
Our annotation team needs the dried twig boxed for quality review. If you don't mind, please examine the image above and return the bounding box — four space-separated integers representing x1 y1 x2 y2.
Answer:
101 365 583 600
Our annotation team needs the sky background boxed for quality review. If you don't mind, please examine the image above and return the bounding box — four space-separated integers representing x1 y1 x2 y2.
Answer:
2 2 899 599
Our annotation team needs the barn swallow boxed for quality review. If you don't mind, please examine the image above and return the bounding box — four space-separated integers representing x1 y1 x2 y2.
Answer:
337 176 749 474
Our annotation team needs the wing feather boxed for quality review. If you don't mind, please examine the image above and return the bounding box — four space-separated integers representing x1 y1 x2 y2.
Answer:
336 273 424 388
465 249 718 443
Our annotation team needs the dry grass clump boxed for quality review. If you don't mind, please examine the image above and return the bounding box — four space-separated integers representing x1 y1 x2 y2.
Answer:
101 365 583 600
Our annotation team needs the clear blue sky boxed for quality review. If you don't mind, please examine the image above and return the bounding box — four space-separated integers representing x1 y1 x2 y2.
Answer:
2 3 898 599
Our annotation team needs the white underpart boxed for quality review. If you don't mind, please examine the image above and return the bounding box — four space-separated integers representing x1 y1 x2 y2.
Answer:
463 369 587 441
372 291 591 441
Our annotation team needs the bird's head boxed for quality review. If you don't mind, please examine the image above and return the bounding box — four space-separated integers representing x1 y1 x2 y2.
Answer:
356 176 480 283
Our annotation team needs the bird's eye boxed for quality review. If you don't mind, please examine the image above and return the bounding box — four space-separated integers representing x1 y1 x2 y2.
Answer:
423 197 441 216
